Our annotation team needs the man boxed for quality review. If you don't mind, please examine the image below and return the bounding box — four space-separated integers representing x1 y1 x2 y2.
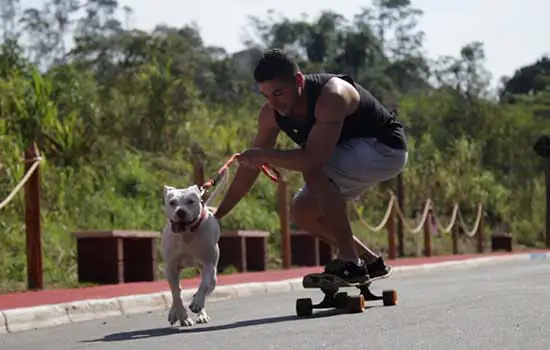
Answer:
214 49 408 281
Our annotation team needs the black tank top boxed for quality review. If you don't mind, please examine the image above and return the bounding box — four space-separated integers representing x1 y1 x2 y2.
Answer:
274 73 407 150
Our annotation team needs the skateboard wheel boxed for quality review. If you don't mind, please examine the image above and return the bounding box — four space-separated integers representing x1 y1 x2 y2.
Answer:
296 298 313 317
382 290 398 306
347 295 365 313
333 292 348 309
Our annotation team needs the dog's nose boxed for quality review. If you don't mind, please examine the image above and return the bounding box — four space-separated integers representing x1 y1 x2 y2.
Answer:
176 208 186 219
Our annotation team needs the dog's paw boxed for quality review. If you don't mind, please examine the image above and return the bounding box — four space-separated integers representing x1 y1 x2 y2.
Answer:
167 305 179 326
196 309 210 324
189 294 205 313
168 303 193 327
189 301 203 313
180 317 194 327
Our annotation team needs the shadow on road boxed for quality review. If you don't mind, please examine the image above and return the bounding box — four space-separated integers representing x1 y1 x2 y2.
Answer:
81 307 374 343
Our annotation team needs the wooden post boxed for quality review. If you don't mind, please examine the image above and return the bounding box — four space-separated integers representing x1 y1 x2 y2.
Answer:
546 160 550 248
385 93 405 258
476 203 484 253
451 220 459 254
190 145 205 186
533 136 550 248
190 144 206 202
278 175 291 269
24 143 43 290
386 205 396 260
396 174 405 257
423 206 432 257
193 161 205 186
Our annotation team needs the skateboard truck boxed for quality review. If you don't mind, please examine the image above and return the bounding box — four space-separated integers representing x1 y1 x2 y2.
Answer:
295 273 398 317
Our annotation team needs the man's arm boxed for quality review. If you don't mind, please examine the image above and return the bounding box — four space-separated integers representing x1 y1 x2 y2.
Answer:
214 103 280 220
257 78 360 172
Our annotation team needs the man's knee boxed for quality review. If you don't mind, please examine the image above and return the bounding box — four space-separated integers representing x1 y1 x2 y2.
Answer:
301 166 326 188
290 190 318 227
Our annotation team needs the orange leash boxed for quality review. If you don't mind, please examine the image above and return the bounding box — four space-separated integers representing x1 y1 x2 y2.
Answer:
201 153 281 193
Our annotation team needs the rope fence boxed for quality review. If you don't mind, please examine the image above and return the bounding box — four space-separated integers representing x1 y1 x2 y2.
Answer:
0 155 42 211
349 190 485 259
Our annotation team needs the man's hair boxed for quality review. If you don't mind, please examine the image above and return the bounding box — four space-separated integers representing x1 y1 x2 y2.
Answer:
253 49 300 83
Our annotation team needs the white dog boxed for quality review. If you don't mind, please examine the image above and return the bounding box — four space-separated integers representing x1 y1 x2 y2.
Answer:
161 170 228 327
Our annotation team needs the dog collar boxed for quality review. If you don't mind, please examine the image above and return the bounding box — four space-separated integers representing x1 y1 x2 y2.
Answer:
188 206 207 231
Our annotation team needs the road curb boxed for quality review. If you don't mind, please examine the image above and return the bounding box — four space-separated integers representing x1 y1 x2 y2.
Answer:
0 311 7 334
3 304 69 333
66 298 123 323
1 252 548 334
394 253 534 273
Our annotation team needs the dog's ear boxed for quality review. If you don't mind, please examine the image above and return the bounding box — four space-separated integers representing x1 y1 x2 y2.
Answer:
189 185 206 198
164 185 174 196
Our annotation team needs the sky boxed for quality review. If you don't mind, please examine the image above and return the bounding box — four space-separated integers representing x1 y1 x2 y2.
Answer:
21 0 550 88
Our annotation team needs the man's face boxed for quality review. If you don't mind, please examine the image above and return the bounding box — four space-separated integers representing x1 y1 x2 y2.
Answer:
258 74 303 116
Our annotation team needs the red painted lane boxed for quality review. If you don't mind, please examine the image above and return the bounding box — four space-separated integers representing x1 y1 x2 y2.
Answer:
0 251 545 311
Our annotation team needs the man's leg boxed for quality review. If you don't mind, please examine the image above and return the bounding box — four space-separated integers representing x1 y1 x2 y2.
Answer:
291 137 407 279
300 167 362 264
290 183 386 279
290 187 380 261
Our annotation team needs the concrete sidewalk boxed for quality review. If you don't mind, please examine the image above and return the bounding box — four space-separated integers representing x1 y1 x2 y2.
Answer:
1 250 548 334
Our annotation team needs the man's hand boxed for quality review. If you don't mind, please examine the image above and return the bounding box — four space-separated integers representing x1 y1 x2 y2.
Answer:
214 103 279 222
236 148 267 168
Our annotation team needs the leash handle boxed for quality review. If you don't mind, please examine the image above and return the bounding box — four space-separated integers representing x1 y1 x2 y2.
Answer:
200 153 280 192
201 154 238 191
259 164 280 182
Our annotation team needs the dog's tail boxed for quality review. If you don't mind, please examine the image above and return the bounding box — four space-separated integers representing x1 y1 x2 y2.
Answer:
204 167 230 208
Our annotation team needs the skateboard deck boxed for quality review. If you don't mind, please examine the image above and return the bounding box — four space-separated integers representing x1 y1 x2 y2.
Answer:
295 270 397 317
302 271 389 289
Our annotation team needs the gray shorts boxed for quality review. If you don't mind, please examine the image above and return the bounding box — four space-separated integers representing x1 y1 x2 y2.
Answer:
294 138 408 201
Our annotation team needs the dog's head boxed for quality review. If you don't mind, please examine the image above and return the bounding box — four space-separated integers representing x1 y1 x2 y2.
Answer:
163 184 204 233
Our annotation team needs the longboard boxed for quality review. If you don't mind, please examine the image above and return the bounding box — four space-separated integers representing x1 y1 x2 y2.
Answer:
295 270 398 317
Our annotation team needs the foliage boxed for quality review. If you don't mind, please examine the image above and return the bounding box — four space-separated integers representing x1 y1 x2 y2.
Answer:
0 0 548 291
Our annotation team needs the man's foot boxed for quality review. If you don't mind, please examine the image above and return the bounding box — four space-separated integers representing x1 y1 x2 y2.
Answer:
323 258 369 282
364 256 392 279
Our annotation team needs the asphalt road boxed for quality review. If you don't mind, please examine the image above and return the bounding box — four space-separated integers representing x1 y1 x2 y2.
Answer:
1 258 549 350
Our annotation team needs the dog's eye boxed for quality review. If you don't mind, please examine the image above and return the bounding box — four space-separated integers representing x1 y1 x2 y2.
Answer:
186 199 194 205
169 200 178 206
